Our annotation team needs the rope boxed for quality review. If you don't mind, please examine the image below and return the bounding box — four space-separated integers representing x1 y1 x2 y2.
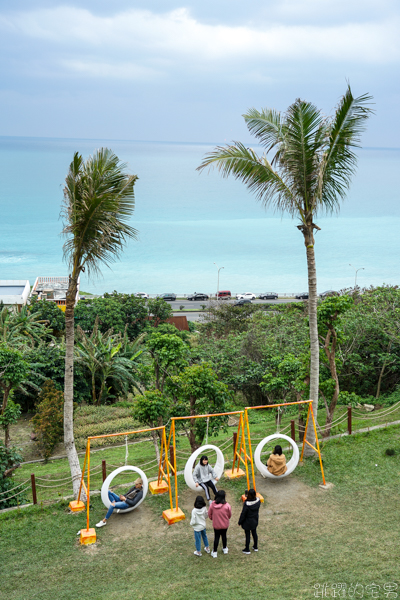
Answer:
125 435 128 466
0 485 31 502
0 479 30 496
36 482 73 489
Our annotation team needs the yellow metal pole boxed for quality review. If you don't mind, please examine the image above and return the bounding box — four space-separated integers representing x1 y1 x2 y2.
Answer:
86 439 91 531
172 420 179 511
310 404 326 485
241 415 250 489
77 442 88 503
244 409 256 491
162 427 173 510
300 404 311 462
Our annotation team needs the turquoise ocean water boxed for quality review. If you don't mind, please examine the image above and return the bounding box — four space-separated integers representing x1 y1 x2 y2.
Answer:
0 137 399 295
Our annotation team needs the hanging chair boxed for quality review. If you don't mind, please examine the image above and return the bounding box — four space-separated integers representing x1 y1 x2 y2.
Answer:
254 434 300 479
101 466 148 513
184 444 224 491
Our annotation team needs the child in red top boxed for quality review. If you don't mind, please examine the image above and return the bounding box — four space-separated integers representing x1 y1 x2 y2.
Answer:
208 490 232 558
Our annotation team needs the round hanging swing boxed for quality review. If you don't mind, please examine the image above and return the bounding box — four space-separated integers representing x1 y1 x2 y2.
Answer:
184 444 225 492
101 466 148 513
254 434 300 479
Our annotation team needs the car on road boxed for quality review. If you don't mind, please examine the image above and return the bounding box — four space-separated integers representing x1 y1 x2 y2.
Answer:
233 298 253 306
157 293 177 301
236 292 256 300
295 292 309 300
319 290 338 298
258 292 278 300
187 292 209 301
135 292 149 299
216 290 231 299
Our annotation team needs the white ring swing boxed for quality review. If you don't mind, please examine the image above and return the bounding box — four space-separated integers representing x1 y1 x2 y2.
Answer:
254 434 300 479
184 445 225 492
101 466 148 513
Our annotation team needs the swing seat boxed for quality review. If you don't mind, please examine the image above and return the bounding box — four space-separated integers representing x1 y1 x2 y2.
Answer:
101 466 148 513
254 434 300 479
184 444 224 491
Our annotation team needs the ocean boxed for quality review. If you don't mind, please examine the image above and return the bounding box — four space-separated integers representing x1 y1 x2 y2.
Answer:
0 136 399 295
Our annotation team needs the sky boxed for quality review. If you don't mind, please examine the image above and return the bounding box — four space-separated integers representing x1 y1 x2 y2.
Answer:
0 0 399 146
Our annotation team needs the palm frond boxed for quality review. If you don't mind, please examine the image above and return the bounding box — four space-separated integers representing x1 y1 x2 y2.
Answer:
281 99 325 213
197 142 296 215
62 148 138 278
243 108 285 154
318 86 374 212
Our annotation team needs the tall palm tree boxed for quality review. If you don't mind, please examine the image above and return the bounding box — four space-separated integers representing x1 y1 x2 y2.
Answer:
198 86 372 452
62 148 138 496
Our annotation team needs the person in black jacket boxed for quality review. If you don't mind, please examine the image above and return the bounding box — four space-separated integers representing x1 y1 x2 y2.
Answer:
238 488 260 554
96 478 143 528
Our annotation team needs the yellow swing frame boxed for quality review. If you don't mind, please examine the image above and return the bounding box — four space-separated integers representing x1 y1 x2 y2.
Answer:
163 410 255 523
244 399 326 500
71 425 173 545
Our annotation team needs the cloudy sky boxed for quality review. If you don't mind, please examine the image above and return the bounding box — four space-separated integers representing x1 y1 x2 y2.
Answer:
1 0 399 145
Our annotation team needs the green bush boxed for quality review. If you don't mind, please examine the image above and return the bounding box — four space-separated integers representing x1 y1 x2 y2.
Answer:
0 444 26 509
31 381 64 459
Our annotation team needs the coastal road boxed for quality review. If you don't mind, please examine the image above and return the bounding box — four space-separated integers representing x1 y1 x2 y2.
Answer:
169 297 301 321
169 297 300 310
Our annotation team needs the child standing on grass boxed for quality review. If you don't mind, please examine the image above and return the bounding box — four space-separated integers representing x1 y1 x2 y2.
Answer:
208 490 232 558
190 496 211 557
238 488 260 554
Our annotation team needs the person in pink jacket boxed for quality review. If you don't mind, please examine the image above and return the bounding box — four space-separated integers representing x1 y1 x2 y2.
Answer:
208 490 232 558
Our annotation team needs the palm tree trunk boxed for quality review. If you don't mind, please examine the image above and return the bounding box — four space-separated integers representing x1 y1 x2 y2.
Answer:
303 226 319 456
64 275 84 499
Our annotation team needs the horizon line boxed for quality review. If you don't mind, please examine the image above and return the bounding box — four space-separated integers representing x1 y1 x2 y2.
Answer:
0 134 398 152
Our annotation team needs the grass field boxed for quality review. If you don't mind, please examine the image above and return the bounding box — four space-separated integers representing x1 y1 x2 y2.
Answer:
2 425 400 600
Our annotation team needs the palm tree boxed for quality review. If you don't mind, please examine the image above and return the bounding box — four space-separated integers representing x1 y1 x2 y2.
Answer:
62 148 138 496
0 305 51 348
75 321 144 404
198 86 372 452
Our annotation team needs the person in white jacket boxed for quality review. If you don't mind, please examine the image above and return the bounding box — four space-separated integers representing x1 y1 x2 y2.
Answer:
192 455 219 502
190 495 211 556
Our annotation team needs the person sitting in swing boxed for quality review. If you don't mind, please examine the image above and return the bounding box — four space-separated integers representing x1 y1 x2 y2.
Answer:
193 455 219 503
266 445 287 476
96 478 143 527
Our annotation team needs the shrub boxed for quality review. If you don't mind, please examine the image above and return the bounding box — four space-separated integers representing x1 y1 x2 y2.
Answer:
31 381 64 459
0 444 26 509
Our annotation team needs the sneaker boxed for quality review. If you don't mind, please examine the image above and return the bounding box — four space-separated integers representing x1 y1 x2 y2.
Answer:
211 551 217 558
194 551 202 557
204 547 211 554
96 520 107 528
253 547 258 552
116 509 120 514
242 549 251 555
208 499 213 505
222 547 228 554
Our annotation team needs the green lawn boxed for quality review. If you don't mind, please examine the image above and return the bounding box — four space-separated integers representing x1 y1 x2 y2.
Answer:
2 425 400 600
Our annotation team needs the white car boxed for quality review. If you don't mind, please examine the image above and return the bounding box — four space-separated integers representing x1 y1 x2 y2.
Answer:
236 292 256 300
135 292 149 299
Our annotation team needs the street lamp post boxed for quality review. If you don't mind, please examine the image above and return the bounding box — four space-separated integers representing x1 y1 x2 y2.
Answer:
349 264 365 288
214 262 224 301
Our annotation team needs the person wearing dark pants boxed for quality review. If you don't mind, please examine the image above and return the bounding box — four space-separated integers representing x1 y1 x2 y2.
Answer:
213 528 228 553
193 455 219 503
208 490 232 558
238 488 260 554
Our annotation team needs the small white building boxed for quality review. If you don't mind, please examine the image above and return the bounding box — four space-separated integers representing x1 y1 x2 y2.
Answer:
0 280 30 308
30 276 80 311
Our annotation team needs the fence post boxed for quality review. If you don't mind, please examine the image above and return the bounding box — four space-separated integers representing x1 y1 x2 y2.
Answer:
169 446 175 470
31 474 37 505
290 420 296 442
102 460 107 482
348 407 352 435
